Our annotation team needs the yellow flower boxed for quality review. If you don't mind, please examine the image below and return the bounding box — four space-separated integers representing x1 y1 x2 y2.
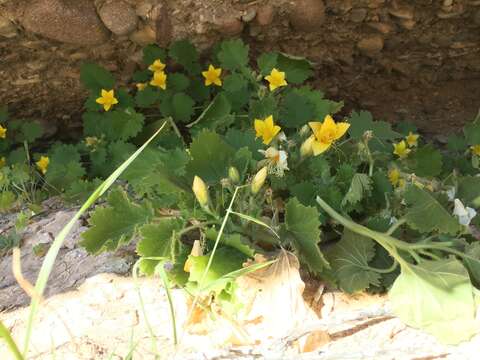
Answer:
393 140 411 159
254 115 281 145
150 71 167 90
36 156 49 175
265 68 287 91
388 168 405 188
148 59 166 72
202 64 222 86
0 157 5 168
192 176 209 207
95 89 118 111
308 115 350 156
300 136 315 158
0 124 7 139
406 132 419 147
85 136 100 147
136 82 147 91
471 144 480 156
251 167 268 194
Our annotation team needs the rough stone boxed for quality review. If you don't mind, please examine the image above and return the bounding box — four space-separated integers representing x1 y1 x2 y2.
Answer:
256 4 274 26
98 0 138 36
215 17 244 36
129 24 156 46
289 0 325 32
357 35 384 54
474 10 480 26
21 0 109 45
388 5 415 20
350 8 368 23
0 14 17 38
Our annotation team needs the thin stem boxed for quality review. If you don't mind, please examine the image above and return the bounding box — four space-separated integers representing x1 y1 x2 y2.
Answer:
386 218 406 236
367 259 398 274
168 117 183 140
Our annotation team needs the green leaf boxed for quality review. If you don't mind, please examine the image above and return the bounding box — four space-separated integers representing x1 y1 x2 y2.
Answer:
349 111 400 141
327 229 381 293
249 95 278 120
80 188 154 253
404 185 460 235
205 229 255 257
276 53 313 84
389 259 479 344
463 112 480 145
463 242 480 288
447 134 467 152
64 179 103 204
458 176 480 207
83 108 144 141
80 63 115 92
279 90 315 128
122 147 188 198
371 170 393 206
188 93 231 130
46 161 85 191
19 121 43 142
172 92 195 123
297 87 343 119
257 52 278 75
169 73 190 92
188 246 247 293
395 121 417 136
342 173 372 207
0 191 16 212
284 197 329 273
223 73 247 93
290 181 317 207
137 219 184 275
217 39 249 71
186 130 234 183
135 87 160 108
143 44 167 66
409 144 443 178
0 106 7 122
169 40 200 73
225 128 263 160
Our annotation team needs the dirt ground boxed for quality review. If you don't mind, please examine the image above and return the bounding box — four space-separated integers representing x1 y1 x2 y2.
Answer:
1 0 480 139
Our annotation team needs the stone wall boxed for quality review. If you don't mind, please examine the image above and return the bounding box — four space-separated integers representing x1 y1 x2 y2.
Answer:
1 0 480 137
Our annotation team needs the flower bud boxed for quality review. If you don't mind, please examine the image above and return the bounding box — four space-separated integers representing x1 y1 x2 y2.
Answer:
300 136 314 158
228 166 240 184
192 176 209 206
251 167 268 194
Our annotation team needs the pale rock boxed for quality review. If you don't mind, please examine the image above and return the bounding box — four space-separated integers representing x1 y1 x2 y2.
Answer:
255 4 274 26
0 14 17 38
98 0 138 36
21 0 109 45
289 0 325 32
357 35 384 54
129 24 156 46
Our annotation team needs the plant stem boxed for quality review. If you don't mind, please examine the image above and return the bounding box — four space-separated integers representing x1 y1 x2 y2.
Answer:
386 218 406 236
367 260 398 274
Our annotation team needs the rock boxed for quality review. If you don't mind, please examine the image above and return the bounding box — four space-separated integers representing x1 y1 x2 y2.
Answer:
241 9 256 23
256 4 274 26
0 14 17 38
21 0 109 45
350 8 368 23
135 0 153 19
216 17 244 36
398 18 415 30
98 0 138 36
129 24 155 46
367 22 394 34
388 5 415 20
289 0 325 32
357 35 384 54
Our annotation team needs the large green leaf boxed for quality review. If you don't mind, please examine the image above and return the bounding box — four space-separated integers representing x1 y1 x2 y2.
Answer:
217 39 249 71
186 130 234 183
284 198 329 273
349 111 400 141
409 144 443 178
404 185 460 235
457 176 480 207
137 218 184 275
279 90 316 128
463 112 480 145
342 173 372 207
169 39 200 74
327 229 381 293
188 246 247 293
188 93 231 130
83 108 144 141
389 259 479 344
80 188 154 253
276 53 313 84
80 63 115 92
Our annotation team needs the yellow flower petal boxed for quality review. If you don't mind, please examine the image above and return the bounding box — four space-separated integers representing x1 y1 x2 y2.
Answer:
471 144 480 156
406 132 419 147
312 140 331 156
150 71 167 90
202 64 222 87
265 68 287 91
308 122 323 140
36 156 50 175
0 124 7 139
148 59 166 72
334 122 351 140
254 115 281 145
95 89 118 111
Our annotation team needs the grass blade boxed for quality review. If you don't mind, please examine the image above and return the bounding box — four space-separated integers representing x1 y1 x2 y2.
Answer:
0 321 24 360
22 122 167 356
